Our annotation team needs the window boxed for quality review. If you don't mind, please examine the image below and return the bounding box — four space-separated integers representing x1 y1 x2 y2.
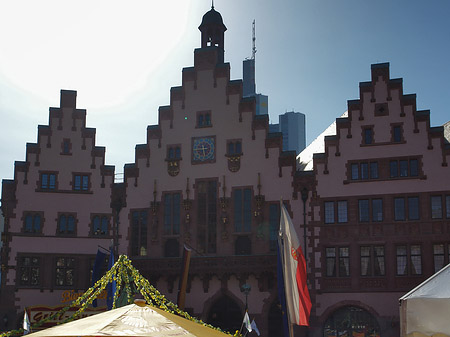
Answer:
234 188 252 232
396 245 422 276
337 201 348 223
395 197 420 221
325 247 350 277
433 243 450 273
57 214 76 235
410 159 418 177
163 193 181 235
370 162 379 179
393 125 402 142
394 198 406 221
363 128 373 145
446 196 450 218
372 199 383 222
197 180 217 254
390 161 398 178
167 146 181 160
227 140 242 155
360 246 385 276
269 204 280 251
41 172 57 190
74 174 89 191
431 196 443 219
350 162 378 180
19 256 40 286
55 257 75 286
197 111 212 127
408 197 420 220
360 163 369 180
62 139 71 155
351 164 359 180
92 215 109 236
324 202 334 224
358 200 369 222
23 212 42 233
131 210 148 256
390 158 420 178
399 160 408 177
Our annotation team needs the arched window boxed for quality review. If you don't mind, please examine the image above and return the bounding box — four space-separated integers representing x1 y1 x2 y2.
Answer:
323 306 380 337
235 236 251 255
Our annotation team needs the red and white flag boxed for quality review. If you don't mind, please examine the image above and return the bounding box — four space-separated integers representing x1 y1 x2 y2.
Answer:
279 203 312 326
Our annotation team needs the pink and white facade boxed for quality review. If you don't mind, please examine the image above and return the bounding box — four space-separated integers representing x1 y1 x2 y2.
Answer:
1 6 450 337
296 63 450 336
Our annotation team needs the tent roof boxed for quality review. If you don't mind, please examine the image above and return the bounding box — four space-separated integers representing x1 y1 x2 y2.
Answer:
25 303 231 337
400 263 450 300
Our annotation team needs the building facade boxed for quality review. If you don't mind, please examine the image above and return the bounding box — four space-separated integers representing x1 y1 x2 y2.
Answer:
296 63 450 337
1 6 450 337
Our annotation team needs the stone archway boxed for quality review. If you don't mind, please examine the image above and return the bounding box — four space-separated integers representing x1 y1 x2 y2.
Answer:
206 295 242 334
323 305 380 337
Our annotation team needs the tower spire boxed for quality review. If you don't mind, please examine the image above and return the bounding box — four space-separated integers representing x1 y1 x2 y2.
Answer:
211 0 214 9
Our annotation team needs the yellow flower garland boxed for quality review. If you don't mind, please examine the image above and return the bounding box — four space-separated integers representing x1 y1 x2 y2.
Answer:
0 255 241 337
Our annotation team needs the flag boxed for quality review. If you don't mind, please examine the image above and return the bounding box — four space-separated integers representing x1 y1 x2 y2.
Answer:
177 244 192 310
106 247 116 310
277 239 290 337
278 202 312 326
91 248 107 307
242 311 252 332
251 319 260 336
23 309 30 335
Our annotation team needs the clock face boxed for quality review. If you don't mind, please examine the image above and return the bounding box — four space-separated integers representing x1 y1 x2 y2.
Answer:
192 137 215 163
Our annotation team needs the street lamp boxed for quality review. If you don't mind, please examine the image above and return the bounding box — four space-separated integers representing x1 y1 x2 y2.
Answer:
241 283 251 310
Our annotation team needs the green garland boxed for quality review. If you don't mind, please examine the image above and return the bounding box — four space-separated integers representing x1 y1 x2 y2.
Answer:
0 255 241 337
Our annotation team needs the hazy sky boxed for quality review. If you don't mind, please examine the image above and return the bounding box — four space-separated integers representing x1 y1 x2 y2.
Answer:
0 0 449 182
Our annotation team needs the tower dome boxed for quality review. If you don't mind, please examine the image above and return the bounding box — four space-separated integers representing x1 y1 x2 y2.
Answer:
198 5 227 49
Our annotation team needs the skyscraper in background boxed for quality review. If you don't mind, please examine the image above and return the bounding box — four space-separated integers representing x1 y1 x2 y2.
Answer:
270 111 306 154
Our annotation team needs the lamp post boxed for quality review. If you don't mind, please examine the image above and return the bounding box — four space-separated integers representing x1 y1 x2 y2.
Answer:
301 187 308 266
241 283 251 311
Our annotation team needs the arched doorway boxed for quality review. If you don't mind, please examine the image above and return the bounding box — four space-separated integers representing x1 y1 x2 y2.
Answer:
207 296 242 334
323 306 380 337
268 300 283 337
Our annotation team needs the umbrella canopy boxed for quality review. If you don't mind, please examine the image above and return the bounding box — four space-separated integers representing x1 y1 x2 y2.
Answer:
25 303 231 337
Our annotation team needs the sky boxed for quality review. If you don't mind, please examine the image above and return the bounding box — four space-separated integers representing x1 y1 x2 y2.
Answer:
0 0 449 182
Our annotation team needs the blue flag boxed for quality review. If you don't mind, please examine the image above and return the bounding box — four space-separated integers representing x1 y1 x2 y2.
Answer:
91 248 107 307
106 248 116 310
277 240 290 337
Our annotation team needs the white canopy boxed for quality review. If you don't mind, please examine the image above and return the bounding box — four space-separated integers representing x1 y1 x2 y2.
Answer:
399 263 450 337
25 302 230 337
